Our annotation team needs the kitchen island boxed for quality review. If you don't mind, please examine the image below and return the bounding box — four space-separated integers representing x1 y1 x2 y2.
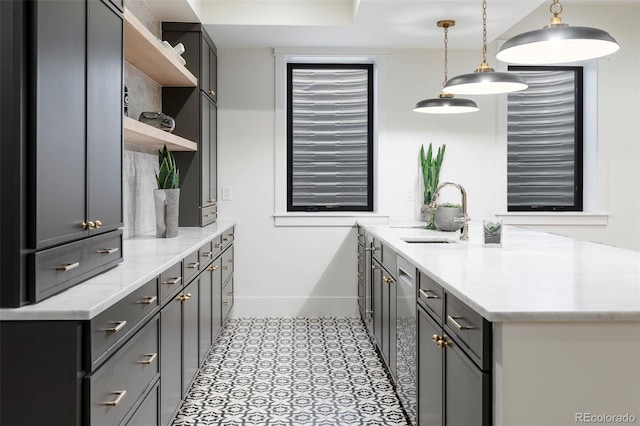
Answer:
359 223 640 426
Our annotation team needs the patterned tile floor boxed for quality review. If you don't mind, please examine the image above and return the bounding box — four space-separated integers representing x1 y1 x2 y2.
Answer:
172 317 410 426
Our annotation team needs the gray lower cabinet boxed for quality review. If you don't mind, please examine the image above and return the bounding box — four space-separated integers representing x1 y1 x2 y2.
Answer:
182 279 200 394
160 291 183 426
371 256 397 379
125 381 159 426
417 286 492 426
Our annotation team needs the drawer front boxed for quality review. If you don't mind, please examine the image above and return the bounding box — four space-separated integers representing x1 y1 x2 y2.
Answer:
201 204 217 226
90 278 159 368
418 271 444 322
444 293 490 369
87 316 159 426
183 250 200 284
381 242 397 275
125 380 159 426
210 235 223 257
221 227 235 247
159 261 183 306
372 237 382 261
198 241 214 269
222 276 233 322
221 245 234 285
32 230 123 303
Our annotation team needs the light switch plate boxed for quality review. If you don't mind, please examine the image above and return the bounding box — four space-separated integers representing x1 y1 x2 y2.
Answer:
222 186 231 201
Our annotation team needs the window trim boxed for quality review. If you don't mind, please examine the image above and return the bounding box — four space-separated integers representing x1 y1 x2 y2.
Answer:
506 65 584 212
286 63 374 212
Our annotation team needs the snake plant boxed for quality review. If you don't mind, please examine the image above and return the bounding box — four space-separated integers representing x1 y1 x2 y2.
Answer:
156 145 180 189
420 143 446 205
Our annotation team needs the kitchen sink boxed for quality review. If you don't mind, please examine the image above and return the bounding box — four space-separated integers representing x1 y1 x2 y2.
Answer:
401 236 457 244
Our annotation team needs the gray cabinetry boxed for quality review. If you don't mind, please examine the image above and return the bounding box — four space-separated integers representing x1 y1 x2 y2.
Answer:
417 272 492 426
371 244 397 380
356 226 373 334
160 288 183 426
162 23 218 227
0 0 123 307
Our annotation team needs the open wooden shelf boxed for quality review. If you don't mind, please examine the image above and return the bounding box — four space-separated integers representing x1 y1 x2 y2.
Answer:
124 8 197 87
124 116 197 151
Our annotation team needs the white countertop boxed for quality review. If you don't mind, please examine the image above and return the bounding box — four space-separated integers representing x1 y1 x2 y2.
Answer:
0 221 235 321
361 223 640 322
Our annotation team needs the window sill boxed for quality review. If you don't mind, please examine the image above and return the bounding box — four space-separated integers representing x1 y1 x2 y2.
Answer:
494 212 609 226
273 212 390 227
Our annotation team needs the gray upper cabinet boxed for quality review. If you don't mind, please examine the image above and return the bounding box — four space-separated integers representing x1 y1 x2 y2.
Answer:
162 23 218 227
0 0 123 307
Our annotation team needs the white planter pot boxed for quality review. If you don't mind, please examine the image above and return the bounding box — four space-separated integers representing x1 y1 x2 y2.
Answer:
434 206 462 232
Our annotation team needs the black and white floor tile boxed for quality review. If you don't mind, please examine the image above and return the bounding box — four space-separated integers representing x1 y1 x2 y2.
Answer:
172 317 410 426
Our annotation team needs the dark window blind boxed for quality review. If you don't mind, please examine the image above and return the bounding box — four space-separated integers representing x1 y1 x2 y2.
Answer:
287 64 373 212
507 66 583 211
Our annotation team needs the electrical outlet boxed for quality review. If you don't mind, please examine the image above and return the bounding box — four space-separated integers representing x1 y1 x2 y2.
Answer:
406 191 414 201
222 186 231 201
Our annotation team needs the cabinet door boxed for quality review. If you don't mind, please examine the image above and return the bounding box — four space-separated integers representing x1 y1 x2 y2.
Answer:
208 100 217 206
211 257 223 341
182 280 200 394
34 0 87 248
200 94 216 207
201 37 210 95
199 268 213 363
87 0 123 235
160 295 182 426
418 307 443 426
372 261 383 352
382 271 391 366
208 47 217 103
389 276 397 379
444 333 491 426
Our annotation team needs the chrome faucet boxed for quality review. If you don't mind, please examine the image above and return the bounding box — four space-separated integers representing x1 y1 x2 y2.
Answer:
427 181 470 240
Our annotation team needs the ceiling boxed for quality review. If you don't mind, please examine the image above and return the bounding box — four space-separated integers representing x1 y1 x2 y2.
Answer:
143 0 636 49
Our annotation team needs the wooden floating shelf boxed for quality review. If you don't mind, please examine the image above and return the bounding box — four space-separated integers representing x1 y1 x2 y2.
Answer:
124 8 197 87
123 116 197 152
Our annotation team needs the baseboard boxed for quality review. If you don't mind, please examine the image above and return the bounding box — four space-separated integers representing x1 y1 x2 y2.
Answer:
231 297 360 318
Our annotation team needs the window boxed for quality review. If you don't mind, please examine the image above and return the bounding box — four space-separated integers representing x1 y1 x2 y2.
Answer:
507 66 583 211
287 63 374 212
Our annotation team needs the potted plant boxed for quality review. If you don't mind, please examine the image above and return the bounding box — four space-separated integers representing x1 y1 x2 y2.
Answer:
420 142 446 228
434 202 463 232
154 145 180 238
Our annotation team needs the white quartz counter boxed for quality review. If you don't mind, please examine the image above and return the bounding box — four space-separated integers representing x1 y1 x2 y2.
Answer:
0 221 235 321
361 223 640 322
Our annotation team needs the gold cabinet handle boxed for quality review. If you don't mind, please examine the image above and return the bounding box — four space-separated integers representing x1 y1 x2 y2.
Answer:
364 247 379 252
82 221 95 230
227 259 234 263
222 265 229 270
223 301 230 306
97 248 119 255
419 289 440 300
101 320 127 333
372 265 380 270
227 291 234 297
447 315 475 331
187 262 199 269
136 296 157 305
382 276 394 284
214 243 222 249
178 293 192 302
207 198 216 203
201 251 213 258
102 390 126 407
432 334 442 343
208 90 216 96
56 262 80 272
94 220 102 229
136 353 158 365
204 213 217 218
163 277 182 286
436 338 450 349
207 265 219 272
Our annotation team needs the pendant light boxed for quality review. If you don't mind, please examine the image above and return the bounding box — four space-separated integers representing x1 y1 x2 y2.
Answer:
496 0 620 65
443 0 528 95
414 20 479 114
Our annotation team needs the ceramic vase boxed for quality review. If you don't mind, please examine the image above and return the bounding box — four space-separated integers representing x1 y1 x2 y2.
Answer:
434 205 463 232
154 188 180 238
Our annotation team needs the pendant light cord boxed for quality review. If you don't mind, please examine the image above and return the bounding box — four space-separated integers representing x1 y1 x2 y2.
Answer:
443 23 449 88
482 0 488 65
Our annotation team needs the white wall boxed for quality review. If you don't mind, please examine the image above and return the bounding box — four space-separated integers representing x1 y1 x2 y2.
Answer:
218 3 640 317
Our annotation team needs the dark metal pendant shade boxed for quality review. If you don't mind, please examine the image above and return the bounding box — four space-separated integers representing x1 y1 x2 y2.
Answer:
443 69 528 95
413 95 479 114
497 25 620 65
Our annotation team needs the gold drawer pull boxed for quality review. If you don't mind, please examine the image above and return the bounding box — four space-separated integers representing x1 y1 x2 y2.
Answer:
204 213 217 218
208 90 216 96
227 291 234 297
448 315 475 331
223 301 230 306
102 390 126 407
208 265 219 272
419 289 440 300
207 197 216 203
222 265 229 270
365 247 379 252
97 248 119 255
187 262 199 269
163 277 182 286
436 338 450 349
82 221 95 230
179 293 192 302
94 220 102 229
227 259 234 263
382 276 394 284
214 243 222 249
136 353 158 365
101 320 127 333
201 251 213 258
372 265 380 270
56 262 79 272
136 296 157 305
